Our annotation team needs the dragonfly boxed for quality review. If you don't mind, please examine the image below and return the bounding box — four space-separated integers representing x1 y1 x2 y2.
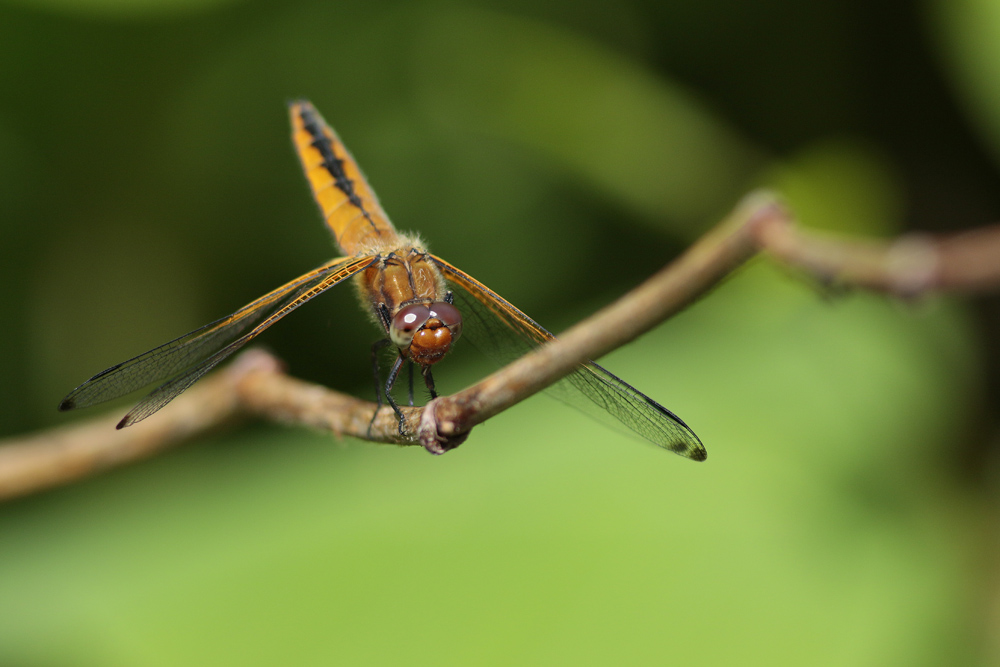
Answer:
59 100 705 461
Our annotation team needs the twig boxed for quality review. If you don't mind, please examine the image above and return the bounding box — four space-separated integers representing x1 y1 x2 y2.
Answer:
233 352 425 444
754 215 1000 295
8 188 1000 499
0 350 434 501
0 351 254 500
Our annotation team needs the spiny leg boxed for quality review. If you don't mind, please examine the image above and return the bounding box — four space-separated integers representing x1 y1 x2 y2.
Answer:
376 302 392 331
421 366 439 399
407 360 415 407
384 355 407 435
367 338 392 437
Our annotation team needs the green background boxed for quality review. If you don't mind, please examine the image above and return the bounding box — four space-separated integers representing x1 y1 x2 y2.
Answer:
1 0 998 664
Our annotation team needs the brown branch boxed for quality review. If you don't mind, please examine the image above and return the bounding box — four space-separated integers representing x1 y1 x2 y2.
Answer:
0 350 429 501
420 195 1000 448
754 215 1000 295
0 191 787 498
233 353 427 445
8 188 1000 499
0 351 253 501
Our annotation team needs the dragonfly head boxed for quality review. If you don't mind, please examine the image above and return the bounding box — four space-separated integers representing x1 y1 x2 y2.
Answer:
390 302 463 366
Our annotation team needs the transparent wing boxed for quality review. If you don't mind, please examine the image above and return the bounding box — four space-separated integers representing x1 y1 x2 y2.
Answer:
430 255 705 461
60 255 374 428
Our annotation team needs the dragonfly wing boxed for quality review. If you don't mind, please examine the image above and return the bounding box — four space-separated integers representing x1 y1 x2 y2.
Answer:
430 255 705 461
60 255 373 427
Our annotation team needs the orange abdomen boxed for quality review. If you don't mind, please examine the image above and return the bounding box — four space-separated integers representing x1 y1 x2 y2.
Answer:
289 100 396 256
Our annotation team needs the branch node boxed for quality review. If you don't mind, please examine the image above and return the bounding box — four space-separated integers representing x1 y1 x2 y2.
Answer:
885 234 939 297
418 399 470 455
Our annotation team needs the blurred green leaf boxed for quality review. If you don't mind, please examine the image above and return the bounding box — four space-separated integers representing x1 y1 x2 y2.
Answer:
411 5 765 233
764 138 905 236
0 0 248 19
930 0 1000 167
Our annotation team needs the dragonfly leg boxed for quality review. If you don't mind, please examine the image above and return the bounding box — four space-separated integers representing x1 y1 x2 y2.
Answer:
376 302 392 332
407 360 415 407
367 338 392 438
421 366 439 400
384 354 407 435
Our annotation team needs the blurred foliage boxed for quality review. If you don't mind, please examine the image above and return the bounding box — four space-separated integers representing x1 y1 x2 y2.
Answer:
0 0 998 664
932 0 1000 166
765 138 905 236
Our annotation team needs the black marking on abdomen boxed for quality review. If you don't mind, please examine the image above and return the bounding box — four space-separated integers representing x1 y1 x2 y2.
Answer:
297 102 379 235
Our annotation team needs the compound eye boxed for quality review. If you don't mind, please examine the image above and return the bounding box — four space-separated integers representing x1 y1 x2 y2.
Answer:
428 302 462 342
390 304 431 349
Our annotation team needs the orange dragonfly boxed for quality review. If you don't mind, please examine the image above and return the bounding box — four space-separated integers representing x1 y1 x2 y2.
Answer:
59 100 705 461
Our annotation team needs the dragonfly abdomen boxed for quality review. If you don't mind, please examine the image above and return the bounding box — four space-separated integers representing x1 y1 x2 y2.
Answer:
289 100 396 255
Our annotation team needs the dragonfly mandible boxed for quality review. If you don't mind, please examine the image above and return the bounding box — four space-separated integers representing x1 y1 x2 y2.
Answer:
59 100 706 461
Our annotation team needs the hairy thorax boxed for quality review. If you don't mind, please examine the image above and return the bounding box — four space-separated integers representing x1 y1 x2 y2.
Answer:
352 232 448 324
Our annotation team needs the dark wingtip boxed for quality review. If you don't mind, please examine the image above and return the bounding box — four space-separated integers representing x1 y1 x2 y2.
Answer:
668 439 707 462
115 416 129 430
58 398 74 412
